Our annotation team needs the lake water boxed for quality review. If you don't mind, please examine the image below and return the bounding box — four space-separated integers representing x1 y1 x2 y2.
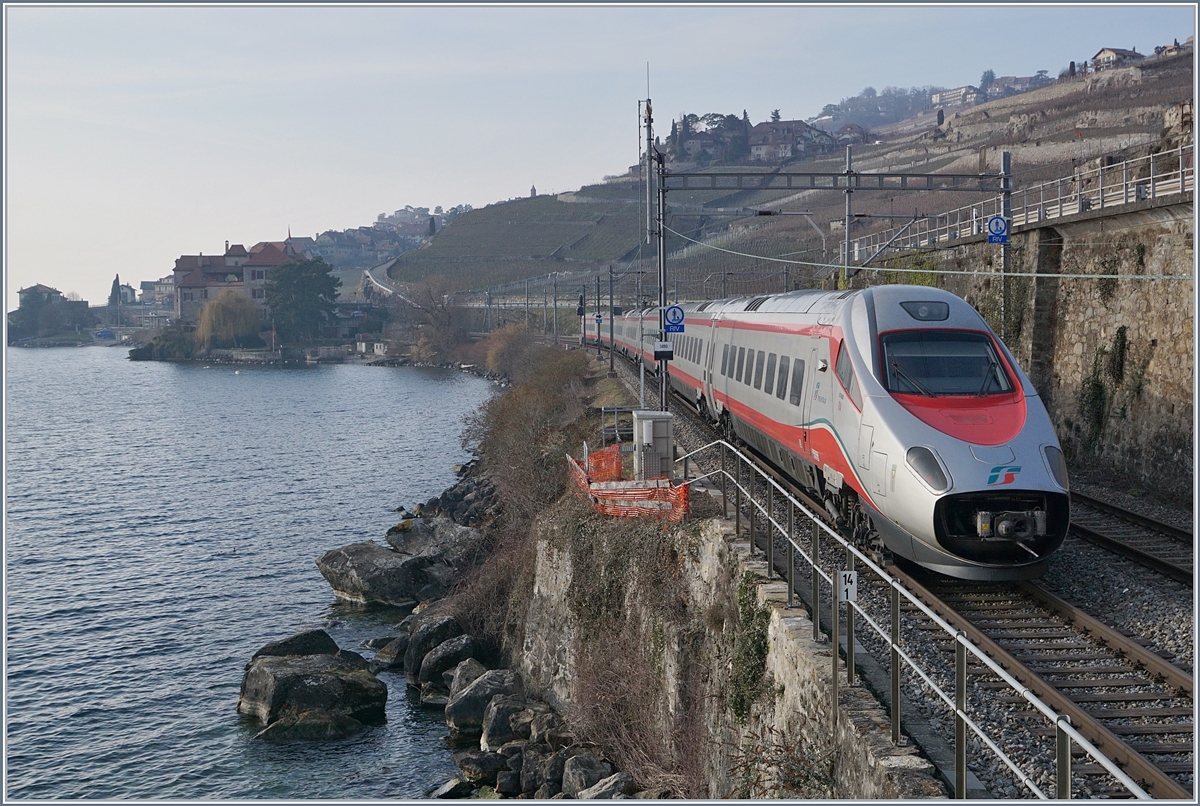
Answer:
4 346 496 799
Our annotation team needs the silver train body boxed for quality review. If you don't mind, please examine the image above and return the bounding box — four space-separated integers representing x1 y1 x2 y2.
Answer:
595 285 1070 581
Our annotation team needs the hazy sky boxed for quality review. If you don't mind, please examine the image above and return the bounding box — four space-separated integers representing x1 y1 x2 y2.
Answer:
5 3 1195 304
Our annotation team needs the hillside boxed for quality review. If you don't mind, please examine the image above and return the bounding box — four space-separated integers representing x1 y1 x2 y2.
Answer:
388 52 1191 300
388 191 651 292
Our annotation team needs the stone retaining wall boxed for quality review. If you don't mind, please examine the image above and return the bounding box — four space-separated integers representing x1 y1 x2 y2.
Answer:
513 514 945 798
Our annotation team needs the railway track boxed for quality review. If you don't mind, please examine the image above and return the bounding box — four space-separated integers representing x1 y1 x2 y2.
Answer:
1069 491 1194 586
605 347 1194 797
890 568 1193 799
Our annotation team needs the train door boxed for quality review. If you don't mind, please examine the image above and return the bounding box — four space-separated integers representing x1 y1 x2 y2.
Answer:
800 346 817 455
703 316 720 411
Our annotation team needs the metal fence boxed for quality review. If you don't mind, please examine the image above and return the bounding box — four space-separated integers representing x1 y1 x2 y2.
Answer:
848 143 1193 261
677 439 1151 800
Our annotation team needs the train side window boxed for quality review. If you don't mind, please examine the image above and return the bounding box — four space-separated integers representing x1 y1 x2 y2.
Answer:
835 342 863 408
776 355 790 399
735 347 746 381
763 353 777 395
752 350 766 389
743 349 755 385
721 344 730 376
789 358 806 405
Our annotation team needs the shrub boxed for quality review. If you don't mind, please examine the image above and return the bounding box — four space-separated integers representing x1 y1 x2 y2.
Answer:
195 290 263 349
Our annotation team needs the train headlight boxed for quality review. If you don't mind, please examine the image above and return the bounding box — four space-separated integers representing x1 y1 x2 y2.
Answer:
1042 445 1069 491
906 447 949 492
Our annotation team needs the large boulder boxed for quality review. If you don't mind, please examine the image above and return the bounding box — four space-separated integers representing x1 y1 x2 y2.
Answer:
251 628 339 661
315 541 452 606
404 616 464 686
238 653 387 728
252 711 368 743
448 658 487 698
454 749 508 786
386 517 486 567
444 669 523 737
419 635 480 685
562 753 613 797
369 634 409 673
578 772 637 799
429 777 474 799
480 695 532 751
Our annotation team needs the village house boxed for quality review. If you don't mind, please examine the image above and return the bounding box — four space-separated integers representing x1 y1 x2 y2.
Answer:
748 120 835 162
139 276 176 308
931 85 986 108
172 237 317 326
1092 47 1145 70
173 246 247 325
835 123 867 145
241 243 294 306
18 284 64 307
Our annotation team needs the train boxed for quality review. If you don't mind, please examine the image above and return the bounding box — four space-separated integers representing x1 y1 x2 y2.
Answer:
588 285 1070 581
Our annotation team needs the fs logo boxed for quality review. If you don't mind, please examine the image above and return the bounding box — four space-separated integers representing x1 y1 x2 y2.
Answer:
987 465 1021 485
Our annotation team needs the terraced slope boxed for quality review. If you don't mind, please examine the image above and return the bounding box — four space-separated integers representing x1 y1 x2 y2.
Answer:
388 192 650 291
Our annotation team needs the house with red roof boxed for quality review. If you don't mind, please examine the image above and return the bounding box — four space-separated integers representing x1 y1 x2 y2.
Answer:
172 242 252 325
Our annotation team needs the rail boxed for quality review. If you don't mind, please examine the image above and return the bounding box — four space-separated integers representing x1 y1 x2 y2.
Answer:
677 439 1151 799
849 143 1193 262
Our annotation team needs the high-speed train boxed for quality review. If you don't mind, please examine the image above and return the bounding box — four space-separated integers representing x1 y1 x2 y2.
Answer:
594 285 1070 581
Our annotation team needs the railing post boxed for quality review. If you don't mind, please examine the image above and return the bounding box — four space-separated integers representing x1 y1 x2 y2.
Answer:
1057 178 1063 218
748 472 757 556
832 567 840 729
787 501 795 608
891 583 901 745
1056 715 1073 799
955 632 967 799
766 486 774 579
734 457 742 537
1150 152 1156 199
721 445 728 520
1123 161 1129 205
1098 162 1105 209
811 518 821 642
846 545 855 687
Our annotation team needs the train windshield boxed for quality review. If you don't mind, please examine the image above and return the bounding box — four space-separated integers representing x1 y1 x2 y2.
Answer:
881 331 1013 396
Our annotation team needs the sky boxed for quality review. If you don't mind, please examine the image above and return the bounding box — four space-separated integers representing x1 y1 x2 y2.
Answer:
4 3 1195 305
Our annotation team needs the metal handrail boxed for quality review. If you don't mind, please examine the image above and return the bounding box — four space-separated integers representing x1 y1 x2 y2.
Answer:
849 143 1192 261
675 438 1152 799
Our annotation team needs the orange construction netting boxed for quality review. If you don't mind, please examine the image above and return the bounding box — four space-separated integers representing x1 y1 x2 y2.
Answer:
586 445 624 482
567 449 690 523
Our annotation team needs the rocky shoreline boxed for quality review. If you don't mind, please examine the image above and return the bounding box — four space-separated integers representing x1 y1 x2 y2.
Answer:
237 461 652 799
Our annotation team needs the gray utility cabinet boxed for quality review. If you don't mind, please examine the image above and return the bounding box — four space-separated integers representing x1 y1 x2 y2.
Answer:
632 410 675 480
